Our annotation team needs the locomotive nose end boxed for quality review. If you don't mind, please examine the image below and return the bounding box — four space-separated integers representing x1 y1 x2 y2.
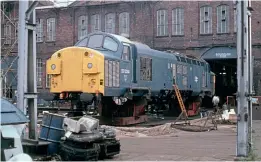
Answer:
46 47 105 95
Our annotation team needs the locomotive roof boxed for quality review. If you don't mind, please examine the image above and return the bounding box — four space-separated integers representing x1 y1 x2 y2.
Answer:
75 32 209 64
106 33 207 63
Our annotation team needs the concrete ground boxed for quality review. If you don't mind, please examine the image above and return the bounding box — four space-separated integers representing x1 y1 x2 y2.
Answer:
111 125 237 161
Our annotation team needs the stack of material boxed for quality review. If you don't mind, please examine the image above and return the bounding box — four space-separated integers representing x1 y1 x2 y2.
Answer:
59 116 120 161
97 126 121 159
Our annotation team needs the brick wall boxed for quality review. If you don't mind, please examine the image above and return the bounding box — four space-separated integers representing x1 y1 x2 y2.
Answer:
34 1 261 91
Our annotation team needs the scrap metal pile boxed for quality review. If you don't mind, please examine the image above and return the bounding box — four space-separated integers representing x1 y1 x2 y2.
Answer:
39 113 120 161
60 117 120 161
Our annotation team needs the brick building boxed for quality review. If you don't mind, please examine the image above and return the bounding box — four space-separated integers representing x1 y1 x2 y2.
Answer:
2 1 261 99
35 1 261 95
1 1 53 99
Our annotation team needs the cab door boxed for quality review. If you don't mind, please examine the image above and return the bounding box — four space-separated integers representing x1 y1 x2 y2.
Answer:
120 43 133 86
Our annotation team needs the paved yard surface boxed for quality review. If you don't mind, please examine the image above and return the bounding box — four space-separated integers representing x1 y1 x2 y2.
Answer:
111 125 237 161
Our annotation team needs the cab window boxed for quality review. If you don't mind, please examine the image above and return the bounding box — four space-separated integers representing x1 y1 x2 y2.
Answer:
75 37 88 47
122 45 130 61
103 36 118 51
87 34 103 48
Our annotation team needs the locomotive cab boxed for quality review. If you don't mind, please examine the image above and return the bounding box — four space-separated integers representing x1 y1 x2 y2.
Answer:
75 32 138 94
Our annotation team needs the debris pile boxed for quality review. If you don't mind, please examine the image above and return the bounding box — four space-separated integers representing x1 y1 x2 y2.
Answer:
59 116 120 161
101 123 179 137
37 113 120 161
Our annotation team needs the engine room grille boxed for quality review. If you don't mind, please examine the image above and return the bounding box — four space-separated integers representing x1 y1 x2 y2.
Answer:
105 60 120 87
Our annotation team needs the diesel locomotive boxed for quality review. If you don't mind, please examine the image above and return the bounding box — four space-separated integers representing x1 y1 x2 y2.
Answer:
45 32 215 125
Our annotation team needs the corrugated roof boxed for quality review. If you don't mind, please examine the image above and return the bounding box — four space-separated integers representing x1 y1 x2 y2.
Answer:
1 98 29 125
38 0 54 7
69 0 123 7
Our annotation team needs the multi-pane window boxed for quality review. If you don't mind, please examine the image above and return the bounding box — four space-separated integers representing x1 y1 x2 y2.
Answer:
78 15 88 40
157 9 168 36
122 45 130 61
182 65 188 87
200 6 212 34
202 72 206 87
46 74 51 88
140 57 152 81
177 64 182 74
36 58 43 87
46 18 56 41
91 14 101 32
119 12 130 36
36 19 43 42
3 24 11 44
234 9 237 33
217 5 229 34
105 13 116 34
172 8 184 35
172 63 177 84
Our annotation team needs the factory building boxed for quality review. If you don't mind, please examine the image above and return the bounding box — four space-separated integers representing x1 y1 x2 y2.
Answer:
2 1 261 103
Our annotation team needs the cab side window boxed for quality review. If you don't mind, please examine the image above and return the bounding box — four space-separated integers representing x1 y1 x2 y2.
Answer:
75 37 88 47
122 45 130 61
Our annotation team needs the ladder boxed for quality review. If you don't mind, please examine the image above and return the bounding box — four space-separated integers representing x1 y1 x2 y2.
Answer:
173 84 189 124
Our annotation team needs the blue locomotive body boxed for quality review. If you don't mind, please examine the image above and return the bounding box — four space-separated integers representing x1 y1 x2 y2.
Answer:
75 32 214 98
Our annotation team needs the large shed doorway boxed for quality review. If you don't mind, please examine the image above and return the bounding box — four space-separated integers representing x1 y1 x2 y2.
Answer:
201 47 237 105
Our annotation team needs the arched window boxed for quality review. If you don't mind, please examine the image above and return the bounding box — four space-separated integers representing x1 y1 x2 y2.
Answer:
46 17 56 41
157 9 168 36
119 12 130 36
78 15 88 40
217 5 229 34
105 13 116 34
172 7 184 35
91 14 101 32
200 6 212 34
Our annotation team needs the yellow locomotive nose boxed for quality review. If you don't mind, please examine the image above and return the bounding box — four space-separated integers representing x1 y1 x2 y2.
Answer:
46 47 105 95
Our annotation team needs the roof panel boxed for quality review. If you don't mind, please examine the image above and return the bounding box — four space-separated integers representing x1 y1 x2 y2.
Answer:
1 98 29 125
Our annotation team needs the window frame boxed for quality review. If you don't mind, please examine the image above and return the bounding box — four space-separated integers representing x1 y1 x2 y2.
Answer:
3 23 12 45
91 14 101 32
119 12 130 36
140 56 152 81
75 37 88 47
103 36 119 52
121 43 131 62
36 19 44 42
200 6 212 35
46 17 56 42
105 13 116 34
172 7 184 36
36 58 43 88
217 5 229 34
157 9 168 36
234 8 237 33
78 15 88 40
46 74 51 88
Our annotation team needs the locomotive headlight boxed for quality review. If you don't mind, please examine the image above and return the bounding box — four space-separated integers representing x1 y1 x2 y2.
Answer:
87 63 93 69
51 64 56 70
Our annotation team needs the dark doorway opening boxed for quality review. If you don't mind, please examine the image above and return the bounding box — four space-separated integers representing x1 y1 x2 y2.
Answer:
206 59 237 105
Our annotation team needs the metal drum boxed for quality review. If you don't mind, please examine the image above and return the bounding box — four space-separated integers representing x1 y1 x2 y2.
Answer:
39 112 65 155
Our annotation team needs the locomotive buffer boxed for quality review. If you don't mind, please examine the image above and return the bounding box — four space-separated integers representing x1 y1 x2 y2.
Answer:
173 85 189 124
